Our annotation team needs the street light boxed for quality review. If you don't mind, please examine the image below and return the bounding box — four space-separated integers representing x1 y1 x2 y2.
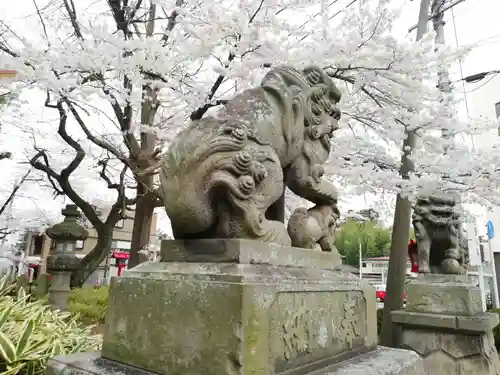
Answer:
462 71 500 84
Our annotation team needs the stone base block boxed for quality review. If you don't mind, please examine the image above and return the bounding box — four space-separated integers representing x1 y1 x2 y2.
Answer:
392 310 499 333
160 238 342 268
101 240 376 375
47 347 426 375
405 274 482 316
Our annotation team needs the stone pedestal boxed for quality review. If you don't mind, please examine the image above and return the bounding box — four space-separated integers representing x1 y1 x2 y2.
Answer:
391 274 500 375
103 239 377 375
46 239 426 375
46 254 80 310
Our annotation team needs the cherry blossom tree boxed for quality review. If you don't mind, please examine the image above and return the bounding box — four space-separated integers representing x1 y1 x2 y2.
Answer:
1 0 499 288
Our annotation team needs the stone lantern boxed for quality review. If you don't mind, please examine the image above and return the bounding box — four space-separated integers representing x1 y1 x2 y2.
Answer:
45 204 88 310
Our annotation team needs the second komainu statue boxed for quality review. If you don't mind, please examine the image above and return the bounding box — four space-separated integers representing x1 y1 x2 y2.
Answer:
160 66 342 250
412 194 469 274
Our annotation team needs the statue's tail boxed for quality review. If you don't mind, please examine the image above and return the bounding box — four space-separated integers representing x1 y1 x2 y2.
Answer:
160 124 268 238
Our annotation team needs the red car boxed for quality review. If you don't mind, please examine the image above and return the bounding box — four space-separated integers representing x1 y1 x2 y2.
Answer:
375 285 406 303
375 285 386 302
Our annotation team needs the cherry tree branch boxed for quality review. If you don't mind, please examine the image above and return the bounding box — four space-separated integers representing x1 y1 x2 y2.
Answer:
63 97 131 168
30 98 103 227
190 99 229 121
161 0 183 45
97 158 121 190
63 0 83 38
0 169 31 217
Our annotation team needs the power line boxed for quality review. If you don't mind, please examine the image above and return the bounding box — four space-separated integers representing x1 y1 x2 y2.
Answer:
295 0 343 30
473 33 500 48
408 0 465 33
298 0 359 41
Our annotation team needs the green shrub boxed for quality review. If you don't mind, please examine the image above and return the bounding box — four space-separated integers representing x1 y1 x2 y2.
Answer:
68 286 109 326
0 276 101 375
488 308 500 350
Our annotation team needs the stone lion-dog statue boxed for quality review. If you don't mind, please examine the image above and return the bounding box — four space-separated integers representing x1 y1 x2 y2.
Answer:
160 65 342 247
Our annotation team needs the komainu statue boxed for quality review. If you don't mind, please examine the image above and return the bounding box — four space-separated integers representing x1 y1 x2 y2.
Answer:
160 66 342 247
287 205 340 252
412 194 468 274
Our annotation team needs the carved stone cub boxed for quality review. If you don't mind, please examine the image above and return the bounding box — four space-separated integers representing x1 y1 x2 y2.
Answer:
287 204 340 252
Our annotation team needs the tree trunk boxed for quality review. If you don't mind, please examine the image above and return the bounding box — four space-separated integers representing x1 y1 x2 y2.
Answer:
128 193 155 269
70 226 113 288
127 82 159 269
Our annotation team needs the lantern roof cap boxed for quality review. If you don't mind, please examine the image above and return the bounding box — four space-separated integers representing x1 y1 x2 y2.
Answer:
45 204 88 241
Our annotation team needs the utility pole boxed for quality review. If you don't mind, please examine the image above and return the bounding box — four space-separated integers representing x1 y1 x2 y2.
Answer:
379 0 429 347
432 0 453 144
432 0 450 93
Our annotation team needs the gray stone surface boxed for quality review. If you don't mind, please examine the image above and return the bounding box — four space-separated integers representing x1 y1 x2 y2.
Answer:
308 347 426 375
160 239 341 268
47 347 425 375
47 271 73 310
392 310 499 333
102 248 376 375
405 274 482 316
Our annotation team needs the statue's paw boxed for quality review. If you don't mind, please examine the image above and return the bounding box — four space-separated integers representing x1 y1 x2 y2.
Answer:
441 259 464 275
262 220 291 246
310 164 325 183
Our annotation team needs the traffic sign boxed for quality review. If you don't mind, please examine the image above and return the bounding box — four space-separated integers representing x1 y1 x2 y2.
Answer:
487 221 495 240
